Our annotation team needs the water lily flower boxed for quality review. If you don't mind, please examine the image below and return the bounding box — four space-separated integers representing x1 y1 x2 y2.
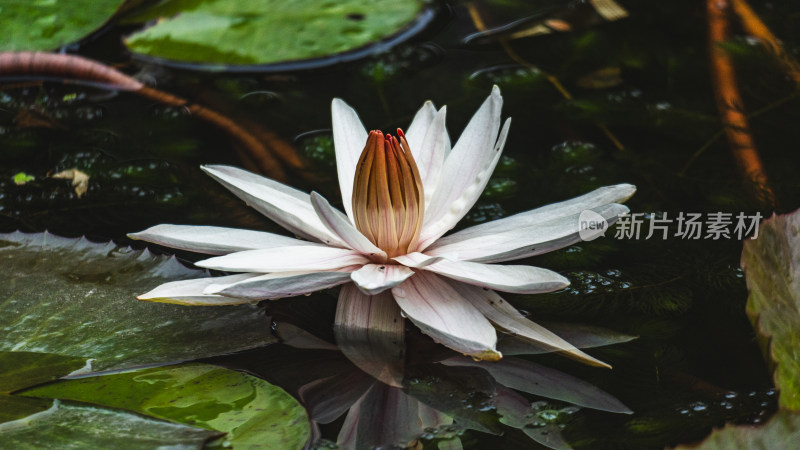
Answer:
130 86 635 371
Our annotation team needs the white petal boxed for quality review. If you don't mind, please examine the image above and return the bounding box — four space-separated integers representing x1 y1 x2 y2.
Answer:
444 356 631 413
332 98 368 220
205 270 354 300
137 274 259 305
335 284 405 387
405 100 437 154
128 224 313 255
417 106 450 208
418 113 511 250
422 259 569 294
201 165 344 246
391 252 442 268
448 281 610 368
427 203 630 263
351 264 415 295
195 246 368 272
391 271 500 360
310 192 386 259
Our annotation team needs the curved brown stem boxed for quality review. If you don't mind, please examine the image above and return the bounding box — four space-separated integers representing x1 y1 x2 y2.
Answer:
0 51 301 182
707 0 776 207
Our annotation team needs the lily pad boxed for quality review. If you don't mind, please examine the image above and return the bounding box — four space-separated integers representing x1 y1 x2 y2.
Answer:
0 352 89 423
0 0 126 51
676 410 800 449
23 363 311 449
740 210 800 410
0 400 219 449
124 0 427 68
0 231 275 372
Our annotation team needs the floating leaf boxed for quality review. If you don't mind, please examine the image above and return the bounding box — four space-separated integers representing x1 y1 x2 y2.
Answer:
0 352 89 423
740 209 800 410
676 410 800 449
0 231 275 372
0 0 127 51
23 363 311 449
0 401 219 449
124 0 426 67
50 168 90 198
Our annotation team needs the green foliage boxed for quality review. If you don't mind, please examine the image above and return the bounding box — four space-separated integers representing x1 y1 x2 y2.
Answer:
676 410 800 450
124 0 424 65
0 231 275 372
23 363 311 449
0 0 126 51
741 210 800 410
0 401 219 449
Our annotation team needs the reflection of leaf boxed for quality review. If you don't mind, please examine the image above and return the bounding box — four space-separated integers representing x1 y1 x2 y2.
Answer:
740 210 800 410
0 231 275 372
676 410 800 449
0 0 127 51
23 363 311 449
0 401 219 449
124 0 425 66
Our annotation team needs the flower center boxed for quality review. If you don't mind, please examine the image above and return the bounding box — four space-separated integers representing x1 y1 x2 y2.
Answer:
352 129 424 258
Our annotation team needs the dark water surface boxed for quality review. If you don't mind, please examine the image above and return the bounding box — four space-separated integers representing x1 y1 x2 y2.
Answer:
3 0 800 448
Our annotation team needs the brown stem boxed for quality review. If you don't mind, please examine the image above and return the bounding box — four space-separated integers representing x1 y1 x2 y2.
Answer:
0 51 299 181
707 0 776 207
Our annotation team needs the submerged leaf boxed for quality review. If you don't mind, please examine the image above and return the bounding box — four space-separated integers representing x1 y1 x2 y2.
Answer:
741 210 800 410
0 231 275 372
22 363 311 449
676 410 800 449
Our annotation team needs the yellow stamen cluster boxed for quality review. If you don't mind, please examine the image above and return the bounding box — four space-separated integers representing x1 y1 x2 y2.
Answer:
352 129 424 258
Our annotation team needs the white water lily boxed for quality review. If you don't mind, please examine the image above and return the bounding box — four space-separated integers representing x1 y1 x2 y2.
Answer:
130 86 635 369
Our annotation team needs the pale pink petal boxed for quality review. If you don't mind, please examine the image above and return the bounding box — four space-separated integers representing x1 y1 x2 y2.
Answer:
444 356 632 413
350 264 415 295
201 165 344 246
417 106 450 207
204 270 354 300
428 203 630 263
447 281 609 368
391 252 442 268
339 384 421 449
299 371 374 424
427 184 636 262
335 285 405 387
418 112 511 250
404 100 437 154
137 274 259 305
195 246 368 272
422 259 569 294
498 322 637 356
332 98 368 220
128 224 313 255
310 192 386 259
391 271 500 360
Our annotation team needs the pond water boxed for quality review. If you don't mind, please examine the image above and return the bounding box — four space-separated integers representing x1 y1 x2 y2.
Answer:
2 0 799 448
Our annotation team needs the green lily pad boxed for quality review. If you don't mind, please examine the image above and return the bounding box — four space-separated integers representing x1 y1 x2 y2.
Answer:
0 231 275 372
124 0 426 67
23 363 311 449
676 410 800 449
740 210 800 410
0 400 219 449
0 0 126 51
0 352 89 423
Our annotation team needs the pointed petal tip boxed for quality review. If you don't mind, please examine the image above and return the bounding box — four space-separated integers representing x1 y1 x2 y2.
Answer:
491 84 502 96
